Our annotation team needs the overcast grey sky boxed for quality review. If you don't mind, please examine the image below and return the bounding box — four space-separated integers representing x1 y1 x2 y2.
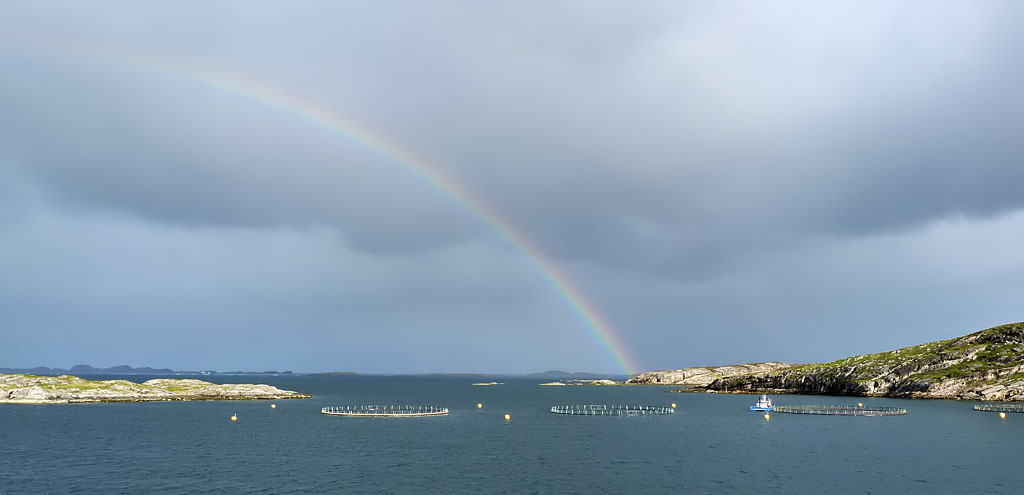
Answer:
2 1 1022 374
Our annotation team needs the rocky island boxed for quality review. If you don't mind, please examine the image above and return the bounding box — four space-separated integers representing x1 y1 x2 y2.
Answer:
658 322 1024 401
0 373 310 404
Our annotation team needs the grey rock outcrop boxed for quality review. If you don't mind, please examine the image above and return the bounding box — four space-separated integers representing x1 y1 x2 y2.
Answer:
627 362 793 386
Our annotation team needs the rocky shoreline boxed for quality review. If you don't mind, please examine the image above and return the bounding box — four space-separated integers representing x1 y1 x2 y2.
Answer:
642 323 1024 401
626 362 792 387
0 373 310 404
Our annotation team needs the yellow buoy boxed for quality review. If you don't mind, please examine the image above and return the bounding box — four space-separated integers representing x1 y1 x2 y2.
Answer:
504 414 511 421
230 414 237 421
763 413 770 421
671 403 677 409
271 404 277 409
1000 412 1007 419
858 402 863 407
477 403 482 409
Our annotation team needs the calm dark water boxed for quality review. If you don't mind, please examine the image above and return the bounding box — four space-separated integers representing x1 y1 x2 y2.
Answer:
2 375 1022 494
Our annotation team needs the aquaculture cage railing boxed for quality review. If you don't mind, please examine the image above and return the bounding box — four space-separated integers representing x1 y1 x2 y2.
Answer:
772 405 907 416
973 404 1024 413
550 405 675 416
321 405 449 417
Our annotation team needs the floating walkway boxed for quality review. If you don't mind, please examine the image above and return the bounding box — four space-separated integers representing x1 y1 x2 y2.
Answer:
550 405 675 416
772 405 907 416
321 405 449 417
973 404 1024 413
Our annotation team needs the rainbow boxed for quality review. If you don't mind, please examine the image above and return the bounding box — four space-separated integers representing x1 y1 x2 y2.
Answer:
22 49 641 375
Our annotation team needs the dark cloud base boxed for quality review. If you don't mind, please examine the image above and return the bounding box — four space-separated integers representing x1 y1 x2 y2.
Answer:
1 2 1022 372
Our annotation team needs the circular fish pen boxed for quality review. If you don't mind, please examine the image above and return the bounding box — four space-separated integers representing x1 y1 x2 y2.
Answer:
321 405 449 417
772 405 907 416
973 404 1024 413
550 405 675 416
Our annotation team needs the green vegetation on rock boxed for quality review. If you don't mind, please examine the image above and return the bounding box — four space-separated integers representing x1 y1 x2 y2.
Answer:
697 322 1024 401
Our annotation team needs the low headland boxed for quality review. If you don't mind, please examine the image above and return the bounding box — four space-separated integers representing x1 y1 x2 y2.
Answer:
0 374 310 404
628 362 792 387
631 322 1024 401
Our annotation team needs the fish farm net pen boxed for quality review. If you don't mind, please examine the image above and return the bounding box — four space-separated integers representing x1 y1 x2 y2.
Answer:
772 405 907 416
321 405 449 417
549 405 675 416
973 404 1024 413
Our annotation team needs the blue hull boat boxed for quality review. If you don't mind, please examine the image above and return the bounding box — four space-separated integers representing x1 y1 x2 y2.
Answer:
749 394 773 412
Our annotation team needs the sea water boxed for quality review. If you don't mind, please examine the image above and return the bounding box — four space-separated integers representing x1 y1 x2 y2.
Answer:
2 375 1021 494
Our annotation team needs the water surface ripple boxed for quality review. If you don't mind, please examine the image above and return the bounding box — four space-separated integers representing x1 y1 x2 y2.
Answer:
2 375 1021 493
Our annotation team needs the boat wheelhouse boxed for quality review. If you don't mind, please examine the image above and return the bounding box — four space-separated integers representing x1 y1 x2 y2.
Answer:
750 394 773 412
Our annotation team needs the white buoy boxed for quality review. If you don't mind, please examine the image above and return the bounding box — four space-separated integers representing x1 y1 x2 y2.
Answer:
271 404 277 409
1000 412 1007 419
858 402 863 407
477 403 482 409
230 414 237 421
504 414 511 421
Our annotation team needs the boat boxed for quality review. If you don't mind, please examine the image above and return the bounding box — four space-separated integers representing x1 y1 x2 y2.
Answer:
749 394 773 412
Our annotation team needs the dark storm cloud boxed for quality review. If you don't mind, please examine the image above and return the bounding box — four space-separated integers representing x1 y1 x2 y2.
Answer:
4 1 1022 259
1 1 1023 372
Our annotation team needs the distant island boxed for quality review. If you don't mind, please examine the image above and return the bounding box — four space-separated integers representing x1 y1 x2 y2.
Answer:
0 364 175 375
0 373 309 404
539 379 619 386
525 370 621 380
630 322 1024 401
0 365 296 376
